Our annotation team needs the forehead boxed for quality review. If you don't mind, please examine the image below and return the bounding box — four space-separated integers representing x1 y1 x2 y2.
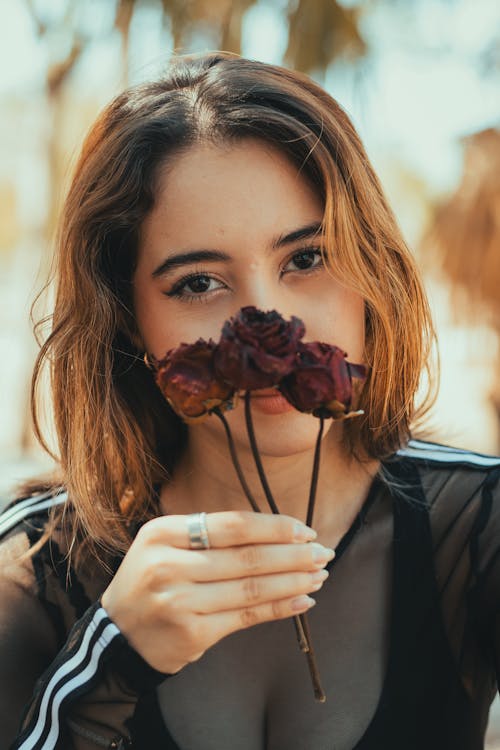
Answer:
139 139 323 253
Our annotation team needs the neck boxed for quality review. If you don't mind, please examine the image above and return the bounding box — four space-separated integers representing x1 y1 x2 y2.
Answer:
160 422 379 548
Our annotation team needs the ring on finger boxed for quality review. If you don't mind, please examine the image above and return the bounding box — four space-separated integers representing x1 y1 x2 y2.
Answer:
187 512 211 550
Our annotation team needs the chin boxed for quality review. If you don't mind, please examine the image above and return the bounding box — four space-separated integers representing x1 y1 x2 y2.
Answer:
215 406 333 458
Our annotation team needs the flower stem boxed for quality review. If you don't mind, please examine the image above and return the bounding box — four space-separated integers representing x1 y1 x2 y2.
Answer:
244 392 280 515
243 391 326 702
306 416 324 527
299 612 326 703
214 408 261 513
299 415 327 701
292 615 310 652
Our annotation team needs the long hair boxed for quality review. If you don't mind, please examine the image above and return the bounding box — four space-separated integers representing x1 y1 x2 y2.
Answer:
32 52 436 558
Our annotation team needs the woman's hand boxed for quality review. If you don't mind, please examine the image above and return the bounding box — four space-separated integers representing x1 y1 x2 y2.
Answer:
101 511 334 674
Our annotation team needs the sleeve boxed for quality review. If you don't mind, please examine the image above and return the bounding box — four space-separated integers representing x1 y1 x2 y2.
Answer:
467 466 500 691
0 569 59 748
0 535 166 750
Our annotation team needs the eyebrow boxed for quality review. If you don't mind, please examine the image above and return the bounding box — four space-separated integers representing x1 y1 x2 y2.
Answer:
151 221 323 278
272 221 322 249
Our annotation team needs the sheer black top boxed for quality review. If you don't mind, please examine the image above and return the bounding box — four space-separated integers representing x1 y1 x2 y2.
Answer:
142 441 500 749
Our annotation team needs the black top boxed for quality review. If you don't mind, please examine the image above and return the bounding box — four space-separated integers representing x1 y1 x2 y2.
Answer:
135 441 500 749
1 439 500 750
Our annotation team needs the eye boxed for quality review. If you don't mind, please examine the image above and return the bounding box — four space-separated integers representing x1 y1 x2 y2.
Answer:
283 248 323 274
165 272 226 301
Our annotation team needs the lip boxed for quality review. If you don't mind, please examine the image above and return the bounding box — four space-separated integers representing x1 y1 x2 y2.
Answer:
238 387 280 397
246 390 295 415
252 388 281 397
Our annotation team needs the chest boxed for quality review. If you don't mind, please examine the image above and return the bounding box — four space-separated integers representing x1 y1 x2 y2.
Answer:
142 485 478 750
157 509 392 750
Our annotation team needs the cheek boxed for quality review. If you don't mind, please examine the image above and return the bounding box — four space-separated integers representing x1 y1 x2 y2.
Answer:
303 285 365 361
134 303 187 358
132 283 174 356
133 288 225 358
339 293 366 359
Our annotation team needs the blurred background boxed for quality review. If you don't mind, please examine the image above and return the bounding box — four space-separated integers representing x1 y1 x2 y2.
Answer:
0 0 499 742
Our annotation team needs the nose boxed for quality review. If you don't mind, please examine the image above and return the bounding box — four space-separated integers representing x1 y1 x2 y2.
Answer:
236 278 300 323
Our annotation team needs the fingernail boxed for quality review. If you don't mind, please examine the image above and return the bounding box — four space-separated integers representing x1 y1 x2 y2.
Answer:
310 569 329 586
294 522 317 541
312 544 335 565
291 595 316 612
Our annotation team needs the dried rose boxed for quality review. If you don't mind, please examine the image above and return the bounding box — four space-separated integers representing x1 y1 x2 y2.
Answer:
278 341 366 419
214 306 305 390
154 339 236 423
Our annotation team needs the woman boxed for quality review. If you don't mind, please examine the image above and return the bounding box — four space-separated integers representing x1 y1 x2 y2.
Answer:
1 52 499 750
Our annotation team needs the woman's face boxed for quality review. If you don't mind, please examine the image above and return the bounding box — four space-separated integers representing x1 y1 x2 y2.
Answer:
133 138 365 455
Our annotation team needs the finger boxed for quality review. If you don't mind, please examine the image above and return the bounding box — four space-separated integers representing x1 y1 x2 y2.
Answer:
187 569 329 614
158 541 335 583
138 510 317 550
210 592 317 641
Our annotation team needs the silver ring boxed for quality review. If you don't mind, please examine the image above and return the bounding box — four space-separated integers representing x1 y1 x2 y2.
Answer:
187 512 210 549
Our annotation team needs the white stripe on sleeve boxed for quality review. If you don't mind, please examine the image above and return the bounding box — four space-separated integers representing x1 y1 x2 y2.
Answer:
0 493 67 538
399 440 500 468
17 607 120 750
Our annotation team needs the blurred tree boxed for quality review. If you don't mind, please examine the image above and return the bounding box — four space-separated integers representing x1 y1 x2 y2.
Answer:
424 128 500 444
160 0 258 55
21 0 87 451
427 129 500 325
26 0 85 240
285 0 365 77
141 0 366 75
0 185 19 253
115 0 135 82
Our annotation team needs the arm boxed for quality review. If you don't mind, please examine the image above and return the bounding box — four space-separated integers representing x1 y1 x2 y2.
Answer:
0 573 59 748
4 509 329 748
0 532 161 750
12 602 165 750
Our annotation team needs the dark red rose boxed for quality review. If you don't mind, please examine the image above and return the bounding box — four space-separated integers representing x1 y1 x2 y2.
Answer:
154 339 236 422
278 341 366 419
214 306 305 390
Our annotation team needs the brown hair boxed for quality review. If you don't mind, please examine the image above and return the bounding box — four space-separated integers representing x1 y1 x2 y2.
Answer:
32 52 436 558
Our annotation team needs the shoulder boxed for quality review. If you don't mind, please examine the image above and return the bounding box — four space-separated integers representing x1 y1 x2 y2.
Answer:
0 488 71 614
396 438 500 471
0 488 109 630
0 487 69 590
0 491 73 681
388 439 500 548
0 487 68 545
392 438 500 505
